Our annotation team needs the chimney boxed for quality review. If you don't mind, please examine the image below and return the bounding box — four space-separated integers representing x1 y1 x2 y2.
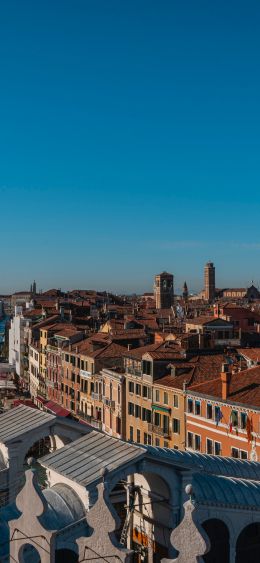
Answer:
171 365 176 377
60 306 64 320
221 363 230 400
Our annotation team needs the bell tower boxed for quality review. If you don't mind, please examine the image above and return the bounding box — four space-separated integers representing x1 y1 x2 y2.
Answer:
154 271 174 309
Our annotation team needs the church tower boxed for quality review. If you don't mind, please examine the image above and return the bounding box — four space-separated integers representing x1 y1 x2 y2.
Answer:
204 262 215 302
154 272 174 309
183 281 188 300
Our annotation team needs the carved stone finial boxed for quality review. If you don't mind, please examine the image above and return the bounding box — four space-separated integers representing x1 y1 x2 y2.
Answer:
162 486 210 563
77 482 131 562
16 470 47 518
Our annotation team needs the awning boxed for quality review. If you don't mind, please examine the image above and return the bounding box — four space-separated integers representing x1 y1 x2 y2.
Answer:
36 396 48 405
151 404 171 414
44 400 71 418
12 399 36 409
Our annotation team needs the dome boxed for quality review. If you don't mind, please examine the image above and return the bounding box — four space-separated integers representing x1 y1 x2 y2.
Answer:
41 483 85 529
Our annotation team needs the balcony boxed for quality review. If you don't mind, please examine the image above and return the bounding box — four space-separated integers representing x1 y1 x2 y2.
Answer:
47 345 60 353
77 411 102 430
91 419 102 430
80 369 92 379
148 423 171 438
125 367 142 377
91 392 102 401
102 397 115 409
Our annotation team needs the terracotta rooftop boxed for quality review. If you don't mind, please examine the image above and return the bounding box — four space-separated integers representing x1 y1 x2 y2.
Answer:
239 349 260 363
189 365 260 408
153 353 241 391
186 315 217 325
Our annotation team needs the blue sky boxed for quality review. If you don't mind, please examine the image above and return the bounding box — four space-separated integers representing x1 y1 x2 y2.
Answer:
0 0 260 294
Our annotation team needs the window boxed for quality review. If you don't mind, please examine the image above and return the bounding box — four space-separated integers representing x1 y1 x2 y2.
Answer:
142 408 151 423
214 406 221 422
206 438 213 454
215 442 221 456
144 432 151 445
187 398 193 413
187 432 193 448
135 404 141 418
231 410 238 427
173 418 180 434
65 354 69 362
146 409 151 423
206 403 213 419
129 426 134 441
142 385 148 398
136 384 141 396
163 441 168 448
155 438 160 447
195 401 201 416
240 412 247 430
231 447 239 458
163 415 169 434
240 450 248 460
164 392 168 405
155 390 160 402
129 381 134 393
147 387 152 399
173 394 179 408
136 429 141 443
142 360 152 375
194 434 201 451
128 402 134 416
116 417 121 435
154 412 161 426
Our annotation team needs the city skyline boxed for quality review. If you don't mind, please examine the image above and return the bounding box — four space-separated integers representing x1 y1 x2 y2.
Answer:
1 1 260 292
1 260 260 296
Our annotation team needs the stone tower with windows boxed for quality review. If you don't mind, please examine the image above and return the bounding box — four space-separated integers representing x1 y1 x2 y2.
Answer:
204 262 215 302
154 272 174 309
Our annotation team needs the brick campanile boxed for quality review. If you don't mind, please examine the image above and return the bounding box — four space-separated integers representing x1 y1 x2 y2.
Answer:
204 261 215 302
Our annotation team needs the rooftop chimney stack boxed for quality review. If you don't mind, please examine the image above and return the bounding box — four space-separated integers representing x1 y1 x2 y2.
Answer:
221 363 230 400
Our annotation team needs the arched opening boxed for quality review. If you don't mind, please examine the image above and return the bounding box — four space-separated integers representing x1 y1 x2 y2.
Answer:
19 543 41 563
202 519 229 563
23 437 52 489
236 522 260 563
110 471 171 563
55 549 78 562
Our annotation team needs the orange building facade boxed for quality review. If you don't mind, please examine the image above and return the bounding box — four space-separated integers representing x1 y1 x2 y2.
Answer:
185 374 260 461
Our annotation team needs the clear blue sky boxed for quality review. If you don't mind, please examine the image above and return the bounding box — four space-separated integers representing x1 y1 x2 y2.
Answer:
1 0 260 294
